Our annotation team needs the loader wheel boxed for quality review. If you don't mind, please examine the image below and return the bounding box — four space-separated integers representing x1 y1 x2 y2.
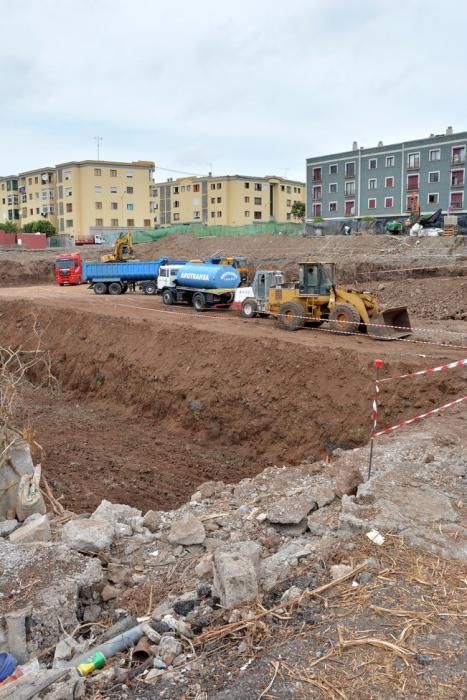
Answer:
277 301 305 331
242 298 258 318
329 304 361 334
108 282 123 295
192 292 206 311
93 282 108 295
162 289 174 305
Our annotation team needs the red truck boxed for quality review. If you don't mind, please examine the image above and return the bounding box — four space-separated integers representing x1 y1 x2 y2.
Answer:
74 234 105 246
54 252 83 285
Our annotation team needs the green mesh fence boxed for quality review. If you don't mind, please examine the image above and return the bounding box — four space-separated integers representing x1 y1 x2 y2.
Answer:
132 222 303 243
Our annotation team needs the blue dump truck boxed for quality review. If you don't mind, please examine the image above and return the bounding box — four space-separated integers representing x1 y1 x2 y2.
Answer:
82 258 187 295
156 262 241 311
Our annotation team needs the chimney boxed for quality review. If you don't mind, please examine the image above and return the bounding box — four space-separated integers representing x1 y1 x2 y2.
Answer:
352 141 358 151
446 126 453 135
377 140 383 147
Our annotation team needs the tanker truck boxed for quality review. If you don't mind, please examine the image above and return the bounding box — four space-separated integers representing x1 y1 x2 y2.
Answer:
157 262 241 311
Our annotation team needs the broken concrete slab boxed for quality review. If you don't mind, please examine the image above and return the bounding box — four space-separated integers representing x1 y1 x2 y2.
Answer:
335 463 363 498
259 541 314 591
0 520 19 537
9 513 51 544
143 510 164 533
213 541 262 607
91 500 143 534
61 517 114 552
266 494 317 525
168 513 206 546
313 485 336 509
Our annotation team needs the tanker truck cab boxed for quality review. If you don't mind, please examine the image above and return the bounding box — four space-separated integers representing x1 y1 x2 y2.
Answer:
157 263 240 311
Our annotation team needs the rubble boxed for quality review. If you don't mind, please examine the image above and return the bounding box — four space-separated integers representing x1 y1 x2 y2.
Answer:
213 541 262 607
167 513 206 545
61 517 114 552
9 514 51 544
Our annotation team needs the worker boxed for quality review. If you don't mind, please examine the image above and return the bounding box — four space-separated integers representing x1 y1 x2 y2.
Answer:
344 224 351 236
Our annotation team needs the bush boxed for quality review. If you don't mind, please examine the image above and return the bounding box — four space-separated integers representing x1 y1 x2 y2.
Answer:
22 220 56 236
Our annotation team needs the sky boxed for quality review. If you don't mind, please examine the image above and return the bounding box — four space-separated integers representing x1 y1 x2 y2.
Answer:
1 0 466 182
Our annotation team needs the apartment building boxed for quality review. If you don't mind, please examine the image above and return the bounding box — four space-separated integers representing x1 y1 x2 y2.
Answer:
0 176 20 223
154 174 305 227
306 127 467 221
18 167 57 229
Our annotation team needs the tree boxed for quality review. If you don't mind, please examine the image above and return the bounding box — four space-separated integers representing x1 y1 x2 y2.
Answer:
22 220 56 236
291 201 305 221
1 221 19 233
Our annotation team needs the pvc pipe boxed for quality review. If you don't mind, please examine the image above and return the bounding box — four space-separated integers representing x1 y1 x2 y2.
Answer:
65 624 143 668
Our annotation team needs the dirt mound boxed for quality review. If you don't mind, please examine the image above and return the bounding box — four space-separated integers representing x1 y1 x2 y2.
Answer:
367 276 467 320
1 300 464 513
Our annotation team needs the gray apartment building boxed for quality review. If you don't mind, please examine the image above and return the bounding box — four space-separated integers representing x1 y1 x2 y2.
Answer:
306 127 467 222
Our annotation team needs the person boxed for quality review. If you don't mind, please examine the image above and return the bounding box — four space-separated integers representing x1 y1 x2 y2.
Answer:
344 224 351 236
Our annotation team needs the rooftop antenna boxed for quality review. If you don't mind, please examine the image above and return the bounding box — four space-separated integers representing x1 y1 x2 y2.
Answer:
94 136 103 160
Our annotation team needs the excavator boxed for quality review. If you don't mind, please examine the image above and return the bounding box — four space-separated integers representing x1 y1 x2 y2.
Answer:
100 232 134 263
240 261 411 340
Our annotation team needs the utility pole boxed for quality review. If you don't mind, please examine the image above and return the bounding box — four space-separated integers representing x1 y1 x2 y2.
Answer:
94 136 103 160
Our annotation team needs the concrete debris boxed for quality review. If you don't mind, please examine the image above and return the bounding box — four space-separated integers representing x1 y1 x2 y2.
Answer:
266 494 317 525
168 513 206 546
143 509 164 532
334 463 363 497
259 541 314 591
91 499 143 535
61 517 114 552
0 520 19 537
213 541 262 607
158 635 183 665
330 564 354 580
313 485 336 509
9 513 51 544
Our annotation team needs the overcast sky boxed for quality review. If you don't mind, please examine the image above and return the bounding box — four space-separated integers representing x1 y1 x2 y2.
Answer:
1 0 465 181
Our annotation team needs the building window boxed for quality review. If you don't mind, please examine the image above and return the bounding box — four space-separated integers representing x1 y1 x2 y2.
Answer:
286 186 291 193
429 149 441 161
193 210 200 219
385 155 395 167
127 218 135 226
368 198 377 209
450 192 464 209
452 146 466 164
254 183 262 191
244 182 250 189
110 169 117 177
216 183 221 189
95 186 102 193
63 170 72 181
66 203 72 213
34 177 38 184
329 183 338 194
110 186 118 193
125 187 134 196
127 203 134 210
345 162 355 178
428 193 439 204
173 200 180 208
407 152 420 169
95 201 103 209
94 168 101 176
312 167 321 181
217 210 222 217
428 171 440 183
369 158 377 169
28 177 32 185
181 186 185 192
280 185 285 191
286 199 292 207
173 186 179 194
254 197 262 205
95 218 103 226
29 208 33 215
217 197 222 203
312 186 322 200
111 202 118 209
186 185 191 191
210 211 215 218
193 184 200 192
329 202 337 213
244 211 250 217
344 200 355 216
451 169 465 187
385 176 394 188
406 194 419 212
66 219 73 227
173 213 180 221
384 197 393 208
344 181 355 196
312 203 322 217
329 164 338 175
126 172 133 178
407 174 419 191
29 193 32 200
111 218 119 226
211 197 215 204
254 211 262 219
244 196 250 203
210 183 216 190
368 178 377 190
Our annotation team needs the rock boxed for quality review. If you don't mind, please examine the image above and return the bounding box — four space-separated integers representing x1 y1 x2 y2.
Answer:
0 519 20 537
140 622 161 644
106 563 132 585
195 553 213 578
175 619 193 638
151 600 174 622
152 620 171 635
101 584 120 602
158 635 182 665
92 499 143 533
82 604 102 622
9 513 51 543
259 542 314 591
173 598 197 616
424 453 435 464
272 519 308 536
146 668 166 683
213 541 262 608
267 494 317 524
62 517 114 552
197 481 217 499
168 513 206 546
280 586 303 604
335 464 363 497
153 656 167 669
314 485 335 509
143 510 164 532
330 564 353 580
53 637 85 668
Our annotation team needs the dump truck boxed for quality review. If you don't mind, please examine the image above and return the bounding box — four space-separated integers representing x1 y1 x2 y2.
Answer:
157 262 241 311
82 258 187 295
54 252 84 286
240 262 411 340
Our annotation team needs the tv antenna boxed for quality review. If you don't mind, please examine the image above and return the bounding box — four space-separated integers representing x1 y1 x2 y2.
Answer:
94 136 103 160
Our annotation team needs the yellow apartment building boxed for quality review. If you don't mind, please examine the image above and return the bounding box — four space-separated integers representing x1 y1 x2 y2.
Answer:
18 167 57 230
154 174 305 227
0 176 20 224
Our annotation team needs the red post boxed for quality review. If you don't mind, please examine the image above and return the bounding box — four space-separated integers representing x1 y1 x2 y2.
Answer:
367 359 383 480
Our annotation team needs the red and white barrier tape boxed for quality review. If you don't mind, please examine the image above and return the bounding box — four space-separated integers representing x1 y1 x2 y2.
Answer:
378 358 467 383
371 395 467 438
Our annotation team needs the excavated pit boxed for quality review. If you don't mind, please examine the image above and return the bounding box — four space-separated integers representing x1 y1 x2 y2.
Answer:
1 300 464 513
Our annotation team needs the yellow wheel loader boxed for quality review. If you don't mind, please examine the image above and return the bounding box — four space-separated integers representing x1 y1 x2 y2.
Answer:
100 232 134 263
241 262 411 340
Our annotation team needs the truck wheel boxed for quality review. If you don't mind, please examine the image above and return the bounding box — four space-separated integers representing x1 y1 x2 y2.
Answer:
277 302 304 331
162 289 174 305
143 282 157 295
93 282 108 295
192 292 206 311
329 304 360 334
108 282 123 295
242 298 258 318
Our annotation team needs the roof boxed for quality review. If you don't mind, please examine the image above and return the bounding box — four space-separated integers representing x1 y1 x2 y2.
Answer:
55 160 155 169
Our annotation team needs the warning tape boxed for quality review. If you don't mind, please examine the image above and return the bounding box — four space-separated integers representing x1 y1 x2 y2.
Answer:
356 263 467 276
372 395 467 438
378 358 467 383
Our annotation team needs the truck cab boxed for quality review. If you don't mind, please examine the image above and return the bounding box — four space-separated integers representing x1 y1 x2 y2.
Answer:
54 252 83 286
240 270 286 317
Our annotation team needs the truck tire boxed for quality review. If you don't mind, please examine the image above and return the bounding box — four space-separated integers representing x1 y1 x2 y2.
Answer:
277 301 304 331
329 304 361 334
143 282 157 295
192 292 206 311
93 282 108 295
162 289 174 305
108 282 123 295
241 298 258 318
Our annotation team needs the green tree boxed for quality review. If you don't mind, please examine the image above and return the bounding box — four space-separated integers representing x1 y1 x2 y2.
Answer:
22 220 56 236
291 201 306 221
1 220 19 233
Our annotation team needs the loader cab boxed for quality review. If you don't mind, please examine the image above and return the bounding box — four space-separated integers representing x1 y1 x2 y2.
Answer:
298 262 335 296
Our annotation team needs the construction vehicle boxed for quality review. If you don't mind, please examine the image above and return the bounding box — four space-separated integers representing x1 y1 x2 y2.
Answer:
54 252 83 286
82 257 187 294
100 232 134 263
157 262 241 310
240 262 411 340
189 255 250 283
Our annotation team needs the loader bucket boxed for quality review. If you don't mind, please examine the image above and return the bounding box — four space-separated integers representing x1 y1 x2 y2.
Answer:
367 307 412 340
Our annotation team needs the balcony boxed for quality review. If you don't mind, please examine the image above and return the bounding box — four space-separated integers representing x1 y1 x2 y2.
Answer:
407 160 420 170
312 175 322 183
450 199 463 210
451 178 465 188
451 154 466 165
312 192 322 201
344 171 355 179
407 184 419 192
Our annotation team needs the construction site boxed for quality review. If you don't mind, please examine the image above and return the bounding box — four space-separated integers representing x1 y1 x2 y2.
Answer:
0 231 466 699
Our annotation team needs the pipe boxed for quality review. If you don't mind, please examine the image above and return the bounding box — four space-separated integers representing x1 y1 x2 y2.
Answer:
65 624 143 668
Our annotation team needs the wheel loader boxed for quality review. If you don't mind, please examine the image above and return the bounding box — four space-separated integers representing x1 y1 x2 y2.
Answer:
241 262 411 340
